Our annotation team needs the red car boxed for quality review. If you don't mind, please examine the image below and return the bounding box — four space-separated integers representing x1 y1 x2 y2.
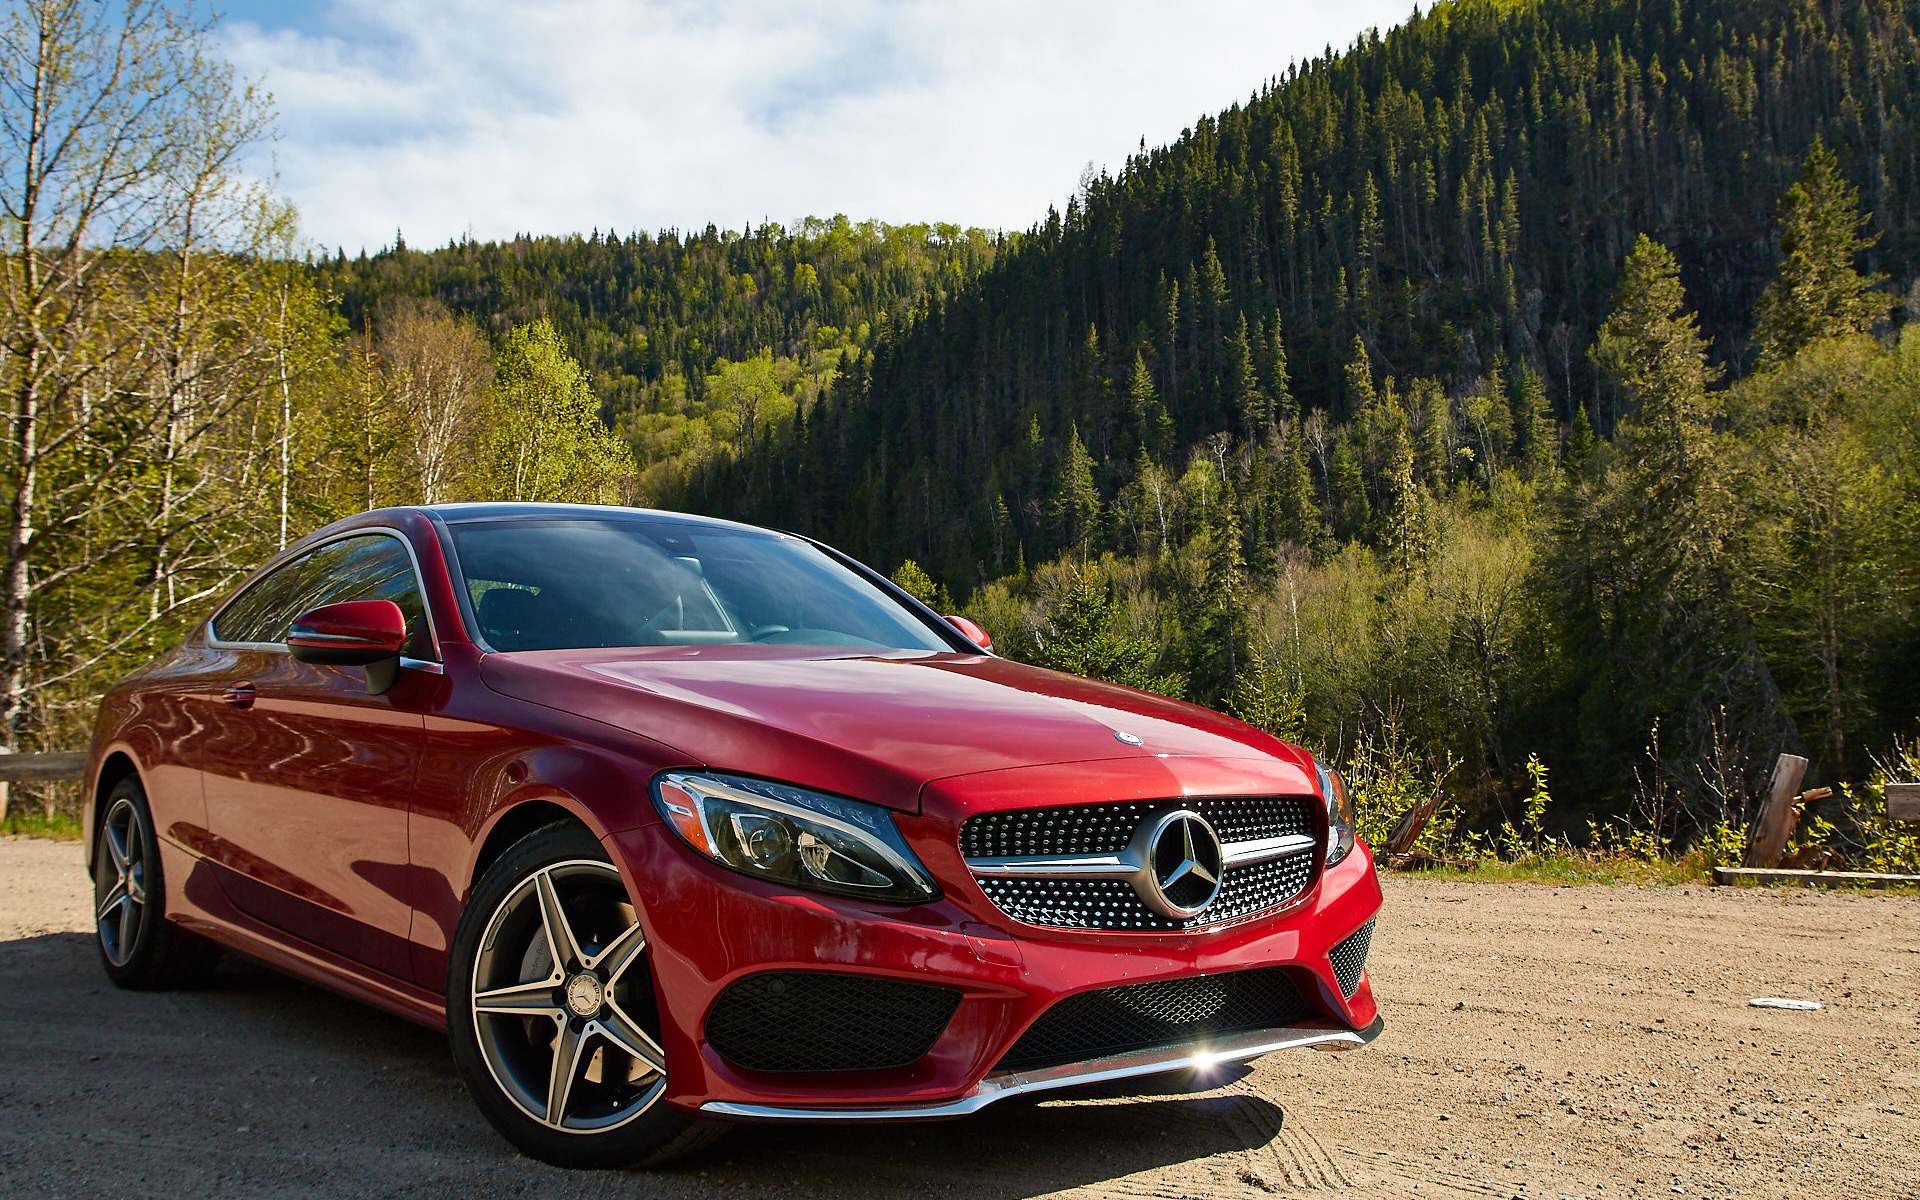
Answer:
85 503 1382 1168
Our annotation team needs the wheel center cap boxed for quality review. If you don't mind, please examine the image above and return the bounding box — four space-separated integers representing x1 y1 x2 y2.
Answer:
564 972 605 1017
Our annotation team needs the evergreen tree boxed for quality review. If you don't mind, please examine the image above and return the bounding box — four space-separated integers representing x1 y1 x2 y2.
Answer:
1511 363 1558 480
1030 566 1185 697
1226 312 1269 440
1125 351 1173 459
1343 336 1378 421
1049 423 1102 557
1752 139 1889 368
1189 482 1256 702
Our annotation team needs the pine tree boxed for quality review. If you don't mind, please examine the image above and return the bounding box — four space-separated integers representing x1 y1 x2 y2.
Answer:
1262 314 1297 423
1226 312 1270 440
1031 566 1185 697
1511 362 1558 479
1379 397 1437 578
1190 482 1256 702
1592 237 1718 485
1049 423 1102 557
1125 351 1174 459
1752 139 1888 368
1328 438 1370 540
1343 336 1378 421
1275 431 1324 548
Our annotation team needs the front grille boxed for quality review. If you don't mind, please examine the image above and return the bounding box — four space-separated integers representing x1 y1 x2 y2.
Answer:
976 849 1315 932
704 971 960 1073
996 967 1313 1072
1329 918 1375 999
963 796 1319 932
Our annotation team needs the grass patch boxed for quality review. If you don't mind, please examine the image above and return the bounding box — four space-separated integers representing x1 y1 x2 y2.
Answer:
1426 854 1709 887
2 809 84 841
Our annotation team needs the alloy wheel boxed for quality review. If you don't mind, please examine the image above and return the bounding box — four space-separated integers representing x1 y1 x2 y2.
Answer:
469 860 668 1134
95 796 149 967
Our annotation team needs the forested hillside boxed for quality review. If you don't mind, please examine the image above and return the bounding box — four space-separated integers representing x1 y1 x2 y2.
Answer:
322 220 1000 499
645 0 1920 848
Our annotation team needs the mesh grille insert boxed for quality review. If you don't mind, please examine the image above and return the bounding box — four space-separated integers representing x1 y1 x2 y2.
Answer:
704 971 960 1073
996 967 1312 1072
1329 918 1375 999
963 796 1319 932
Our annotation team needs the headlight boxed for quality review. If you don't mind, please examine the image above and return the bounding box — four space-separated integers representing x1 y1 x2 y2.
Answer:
1313 757 1357 867
652 772 940 903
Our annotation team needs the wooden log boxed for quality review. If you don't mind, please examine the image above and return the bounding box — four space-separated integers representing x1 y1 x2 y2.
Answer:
1714 866 1920 889
1743 753 1809 869
0 752 88 784
1888 782 1920 822
1382 784 1445 857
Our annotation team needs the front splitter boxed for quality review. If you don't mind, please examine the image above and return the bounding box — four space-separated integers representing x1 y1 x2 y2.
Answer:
699 1016 1385 1123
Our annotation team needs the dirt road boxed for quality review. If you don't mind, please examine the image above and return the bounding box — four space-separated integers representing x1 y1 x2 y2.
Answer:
1 836 1914 1199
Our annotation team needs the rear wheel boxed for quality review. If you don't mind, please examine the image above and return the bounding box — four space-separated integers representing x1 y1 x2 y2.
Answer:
94 775 219 989
447 821 726 1168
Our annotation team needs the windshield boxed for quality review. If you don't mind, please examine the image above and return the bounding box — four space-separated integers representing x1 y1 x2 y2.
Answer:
448 517 953 653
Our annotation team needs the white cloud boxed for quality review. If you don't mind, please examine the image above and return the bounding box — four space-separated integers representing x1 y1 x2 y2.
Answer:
222 0 1418 253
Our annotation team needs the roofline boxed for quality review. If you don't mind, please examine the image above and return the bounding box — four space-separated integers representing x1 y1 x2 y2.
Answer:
420 502 776 534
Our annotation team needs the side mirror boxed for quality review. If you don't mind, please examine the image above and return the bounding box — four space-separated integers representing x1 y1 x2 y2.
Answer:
288 600 407 694
943 615 991 651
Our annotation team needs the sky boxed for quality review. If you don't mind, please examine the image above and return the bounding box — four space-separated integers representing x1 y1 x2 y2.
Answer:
218 0 1418 254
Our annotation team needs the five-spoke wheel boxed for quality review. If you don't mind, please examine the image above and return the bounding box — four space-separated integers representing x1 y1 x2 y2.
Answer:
448 822 724 1167
96 793 150 968
92 774 219 989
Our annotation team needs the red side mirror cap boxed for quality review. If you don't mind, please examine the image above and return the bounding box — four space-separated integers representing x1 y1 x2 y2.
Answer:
943 615 991 651
288 600 407 679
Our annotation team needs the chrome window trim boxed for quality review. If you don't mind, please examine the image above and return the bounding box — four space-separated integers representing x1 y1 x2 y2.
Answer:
698 1016 1384 1122
206 526 443 663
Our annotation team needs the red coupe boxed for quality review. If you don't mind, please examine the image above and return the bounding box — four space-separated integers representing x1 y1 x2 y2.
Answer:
85 503 1383 1167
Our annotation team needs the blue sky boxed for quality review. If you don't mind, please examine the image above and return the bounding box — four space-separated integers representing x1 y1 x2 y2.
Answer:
219 1 1419 253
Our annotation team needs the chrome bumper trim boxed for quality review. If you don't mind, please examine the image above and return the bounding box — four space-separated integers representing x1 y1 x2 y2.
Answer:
698 1015 1384 1123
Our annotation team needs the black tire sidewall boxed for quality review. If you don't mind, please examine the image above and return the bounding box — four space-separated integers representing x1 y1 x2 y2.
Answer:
446 821 715 1169
95 776 171 986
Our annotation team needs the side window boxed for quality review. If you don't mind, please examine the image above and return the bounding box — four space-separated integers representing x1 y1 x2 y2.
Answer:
213 535 435 661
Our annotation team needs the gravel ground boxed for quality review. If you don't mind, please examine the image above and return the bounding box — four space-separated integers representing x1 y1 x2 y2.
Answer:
1 835 1915 1199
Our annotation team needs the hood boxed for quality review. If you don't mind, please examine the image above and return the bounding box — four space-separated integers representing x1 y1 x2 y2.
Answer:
479 646 1300 812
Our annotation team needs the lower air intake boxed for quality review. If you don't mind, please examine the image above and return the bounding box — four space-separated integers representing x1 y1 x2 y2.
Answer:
705 971 961 1073
1329 918 1375 999
995 967 1312 1073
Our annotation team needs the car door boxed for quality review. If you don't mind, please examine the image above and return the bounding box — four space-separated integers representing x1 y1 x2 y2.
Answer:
198 531 436 980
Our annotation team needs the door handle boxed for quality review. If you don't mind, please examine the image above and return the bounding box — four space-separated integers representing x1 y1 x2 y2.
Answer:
222 682 256 709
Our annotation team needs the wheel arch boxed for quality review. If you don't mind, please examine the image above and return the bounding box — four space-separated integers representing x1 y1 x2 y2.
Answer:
85 749 142 877
468 794 605 899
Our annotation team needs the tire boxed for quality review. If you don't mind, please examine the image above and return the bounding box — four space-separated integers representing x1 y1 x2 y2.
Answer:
447 821 727 1169
94 774 220 989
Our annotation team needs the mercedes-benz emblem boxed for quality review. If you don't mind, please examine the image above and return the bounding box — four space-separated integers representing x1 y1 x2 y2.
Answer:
1113 730 1144 746
1131 809 1224 918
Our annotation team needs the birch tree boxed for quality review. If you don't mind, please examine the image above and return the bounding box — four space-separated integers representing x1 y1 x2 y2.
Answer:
0 0 274 749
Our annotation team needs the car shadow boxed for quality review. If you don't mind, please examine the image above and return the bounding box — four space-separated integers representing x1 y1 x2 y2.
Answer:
4 931 1296 1199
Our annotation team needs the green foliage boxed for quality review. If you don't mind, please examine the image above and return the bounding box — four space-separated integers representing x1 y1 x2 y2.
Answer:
1497 755 1554 860
1226 653 1306 744
889 560 938 606
1753 139 1890 367
1338 708 1462 856
487 319 635 503
1024 564 1186 699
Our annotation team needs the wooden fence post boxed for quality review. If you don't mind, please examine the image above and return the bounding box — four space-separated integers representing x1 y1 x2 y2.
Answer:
1744 753 1809 869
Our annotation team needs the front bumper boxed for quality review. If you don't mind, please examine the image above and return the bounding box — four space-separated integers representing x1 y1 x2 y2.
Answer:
703 1015 1384 1121
605 756 1383 1120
